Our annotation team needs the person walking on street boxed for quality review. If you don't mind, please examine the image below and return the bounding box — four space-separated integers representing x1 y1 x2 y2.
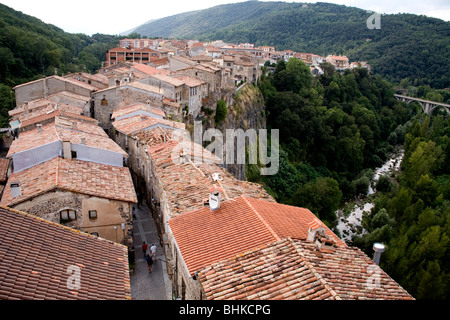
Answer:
150 244 157 262
145 254 153 273
142 242 148 256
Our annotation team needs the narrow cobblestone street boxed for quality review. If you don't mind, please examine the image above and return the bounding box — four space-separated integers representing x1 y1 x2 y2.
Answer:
130 202 172 300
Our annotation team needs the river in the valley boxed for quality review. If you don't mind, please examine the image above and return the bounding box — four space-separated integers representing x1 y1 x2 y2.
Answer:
336 148 404 244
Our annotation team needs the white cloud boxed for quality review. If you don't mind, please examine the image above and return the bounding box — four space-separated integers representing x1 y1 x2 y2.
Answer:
0 0 448 35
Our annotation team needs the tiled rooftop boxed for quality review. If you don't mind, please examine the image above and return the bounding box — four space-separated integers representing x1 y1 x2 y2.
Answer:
145 137 274 219
111 103 165 120
18 105 90 129
133 127 176 148
125 81 165 95
47 91 93 103
174 75 205 87
163 98 181 109
132 64 169 77
9 98 56 118
7 121 127 157
0 205 131 300
112 115 185 135
198 238 414 300
150 73 185 87
168 195 340 276
0 157 137 206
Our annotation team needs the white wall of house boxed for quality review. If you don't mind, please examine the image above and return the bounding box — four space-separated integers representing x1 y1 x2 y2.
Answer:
11 141 62 172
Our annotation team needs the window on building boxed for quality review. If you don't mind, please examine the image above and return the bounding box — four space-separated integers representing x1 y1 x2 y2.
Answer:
101 95 108 106
60 209 77 223
89 210 98 220
71 151 77 159
91 232 99 237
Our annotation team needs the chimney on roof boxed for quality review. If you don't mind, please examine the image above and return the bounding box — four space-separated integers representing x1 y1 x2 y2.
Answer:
80 137 86 145
10 182 21 199
36 124 43 133
307 221 337 252
24 101 29 115
62 139 72 160
209 185 224 212
373 243 385 265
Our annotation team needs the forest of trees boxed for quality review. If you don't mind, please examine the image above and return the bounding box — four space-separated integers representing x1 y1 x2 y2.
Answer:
251 58 449 299
253 59 416 224
353 114 450 299
133 1 450 89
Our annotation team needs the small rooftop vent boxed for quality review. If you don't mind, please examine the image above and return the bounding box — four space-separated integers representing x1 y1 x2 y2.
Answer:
373 243 385 265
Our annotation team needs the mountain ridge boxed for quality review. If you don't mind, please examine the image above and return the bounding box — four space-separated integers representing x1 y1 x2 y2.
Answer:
129 1 450 88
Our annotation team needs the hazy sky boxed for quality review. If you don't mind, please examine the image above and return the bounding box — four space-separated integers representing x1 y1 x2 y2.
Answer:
1 0 449 35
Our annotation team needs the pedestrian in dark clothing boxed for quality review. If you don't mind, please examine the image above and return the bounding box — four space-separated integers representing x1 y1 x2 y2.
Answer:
145 254 153 273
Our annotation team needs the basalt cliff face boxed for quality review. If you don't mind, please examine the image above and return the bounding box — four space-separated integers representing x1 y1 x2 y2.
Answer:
186 84 267 181
216 85 267 181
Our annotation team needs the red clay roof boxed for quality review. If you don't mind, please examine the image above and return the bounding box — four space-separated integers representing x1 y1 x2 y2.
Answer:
132 64 168 76
0 205 131 300
111 103 165 120
112 114 185 135
145 139 273 219
168 195 344 276
198 238 414 300
0 157 137 206
7 121 126 157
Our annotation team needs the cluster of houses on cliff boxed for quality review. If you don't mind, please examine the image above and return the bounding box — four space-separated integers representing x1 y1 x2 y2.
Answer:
108 38 370 79
0 38 410 301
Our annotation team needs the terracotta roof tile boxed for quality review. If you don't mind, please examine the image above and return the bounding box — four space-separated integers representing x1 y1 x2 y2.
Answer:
18 103 92 128
144 137 273 219
112 115 185 135
168 196 342 276
0 157 137 206
149 73 185 87
198 238 414 300
0 205 130 300
111 103 165 120
174 76 205 87
132 64 169 76
8 122 126 157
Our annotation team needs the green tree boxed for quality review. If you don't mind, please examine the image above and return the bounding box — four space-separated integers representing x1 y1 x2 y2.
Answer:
215 99 228 123
403 140 444 187
289 177 342 225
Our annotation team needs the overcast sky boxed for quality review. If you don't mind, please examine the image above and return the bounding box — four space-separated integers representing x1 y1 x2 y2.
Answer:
1 0 449 35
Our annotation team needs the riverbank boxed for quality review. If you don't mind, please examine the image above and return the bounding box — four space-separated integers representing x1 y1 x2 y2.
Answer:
336 147 404 244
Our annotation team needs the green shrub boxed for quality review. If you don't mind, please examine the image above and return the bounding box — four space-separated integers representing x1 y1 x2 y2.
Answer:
215 99 228 123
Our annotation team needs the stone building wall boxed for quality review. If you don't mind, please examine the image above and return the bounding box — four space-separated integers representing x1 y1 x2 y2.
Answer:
15 77 94 107
93 86 163 132
12 189 133 245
